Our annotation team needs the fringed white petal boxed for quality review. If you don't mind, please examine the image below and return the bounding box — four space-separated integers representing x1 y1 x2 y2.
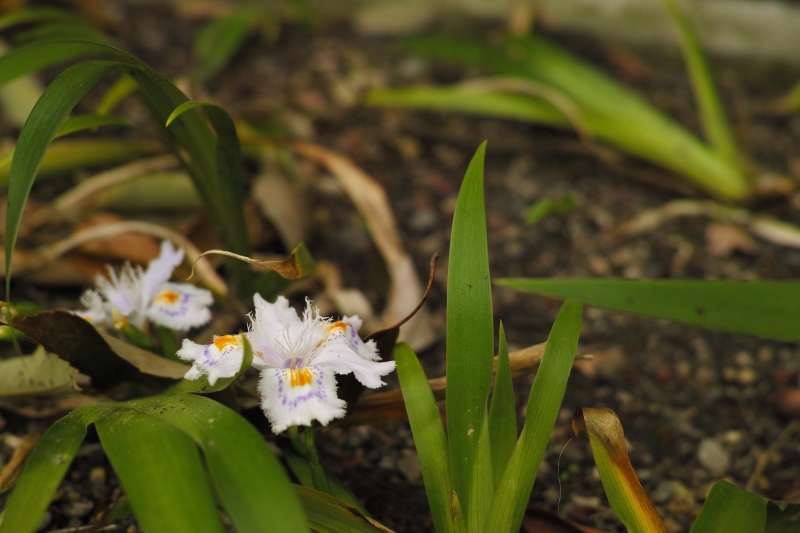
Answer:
72 289 109 325
311 340 395 388
339 316 379 361
177 335 244 386
249 295 303 353
95 263 144 317
146 282 213 331
258 365 346 434
141 241 184 305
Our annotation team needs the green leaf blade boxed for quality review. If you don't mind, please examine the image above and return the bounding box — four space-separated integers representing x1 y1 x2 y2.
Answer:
660 0 740 168
5 59 118 299
0 404 114 533
488 322 516 489
446 141 494 516
127 394 309 533
488 300 582 533
95 409 225 533
689 480 767 533
496 278 800 342
395 342 465 533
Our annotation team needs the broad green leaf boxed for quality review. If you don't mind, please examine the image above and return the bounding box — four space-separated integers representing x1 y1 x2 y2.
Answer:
5 60 119 301
293 485 393 533
572 408 665 533
0 403 115 533
467 413 493 533
193 7 262 83
488 323 516 489
0 139 165 189
690 480 767 533
487 300 582 533
766 500 800 533
95 409 225 533
0 113 137 169
166 335 253 394
446 141 494 517
495 278 800 342
127 394 308 533
395 342 465 533
0 347 78 398
660 0 740 168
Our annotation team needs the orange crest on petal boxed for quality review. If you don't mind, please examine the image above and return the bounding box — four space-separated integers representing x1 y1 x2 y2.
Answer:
289 368 313 388
154 290 180 304
213 335 241 351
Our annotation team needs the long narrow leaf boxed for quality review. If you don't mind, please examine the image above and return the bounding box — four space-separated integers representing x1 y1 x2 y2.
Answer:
496 278 800 342
127 394 309 533
659 0 740 167
193 8 261 83
572 408 665 533
689 480 767 533
0 40 252 294
95 409 225 533
0 113 137 169
395 342 465 533
377 35 749 201
0 404 115 533
0 139 165 189
487 300 582 532
488 322 516 489
446 141 494 515
5 60 119 299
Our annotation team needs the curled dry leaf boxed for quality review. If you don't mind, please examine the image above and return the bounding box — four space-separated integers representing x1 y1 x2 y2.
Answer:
188 242 316 281
252 157 308 249
0 425 44 493
619 199 800 252
572 407 665 533
292 141 436 350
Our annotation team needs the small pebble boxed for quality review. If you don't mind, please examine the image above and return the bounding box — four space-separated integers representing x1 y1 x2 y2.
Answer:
396 449 421 483
776 388 800 419
62 499 94 518
697 439 730 476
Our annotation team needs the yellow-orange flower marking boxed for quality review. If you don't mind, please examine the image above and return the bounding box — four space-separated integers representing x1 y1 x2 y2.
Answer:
213 335 241 351
154 290 180 304
289 368 313 388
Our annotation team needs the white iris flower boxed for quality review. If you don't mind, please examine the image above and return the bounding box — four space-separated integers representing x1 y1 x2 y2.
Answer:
178 294 396 433
73 241 213 331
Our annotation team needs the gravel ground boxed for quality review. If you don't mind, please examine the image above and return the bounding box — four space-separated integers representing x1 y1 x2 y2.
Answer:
2 2 800 532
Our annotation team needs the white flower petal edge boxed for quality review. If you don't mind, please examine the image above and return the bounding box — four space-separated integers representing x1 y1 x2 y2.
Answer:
147 282 213 331
258 366 346 434
140 241 184 306
72 289 108 324
72 240 213 331
247 295 395 433
177 334 245 386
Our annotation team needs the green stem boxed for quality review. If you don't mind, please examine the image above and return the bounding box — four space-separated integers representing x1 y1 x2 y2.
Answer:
304 426 331 495
157 325 180 361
